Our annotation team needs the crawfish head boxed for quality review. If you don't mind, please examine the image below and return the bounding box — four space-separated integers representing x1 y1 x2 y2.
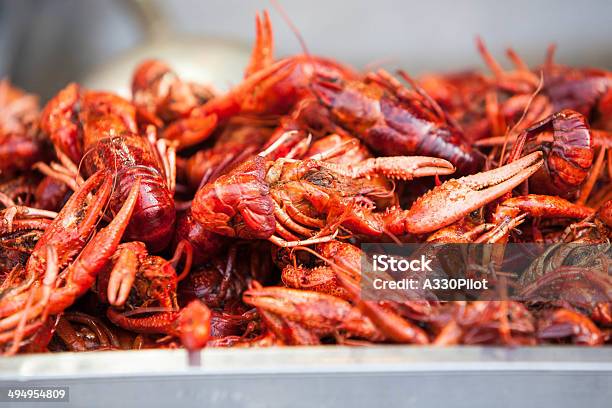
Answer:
192 155 275 239
79 91 138 141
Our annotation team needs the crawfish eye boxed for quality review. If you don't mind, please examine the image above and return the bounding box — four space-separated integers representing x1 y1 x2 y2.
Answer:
303 169 335 187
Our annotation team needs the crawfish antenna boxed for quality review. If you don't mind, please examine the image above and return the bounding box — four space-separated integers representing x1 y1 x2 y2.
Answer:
268 1 323 139
499 71 544 166
270 0 311 57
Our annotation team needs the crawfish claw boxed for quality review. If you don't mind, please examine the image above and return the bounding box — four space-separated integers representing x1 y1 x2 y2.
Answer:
406 151 544 234
106 242 146 306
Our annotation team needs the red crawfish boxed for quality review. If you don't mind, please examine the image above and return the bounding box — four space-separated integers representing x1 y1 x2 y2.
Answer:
191 146 455 246
280 240 362 301
310 68 485 175
178 243 272 311
274 240 435 345
40 84 176 251
310 240 431 344
172 210 228 265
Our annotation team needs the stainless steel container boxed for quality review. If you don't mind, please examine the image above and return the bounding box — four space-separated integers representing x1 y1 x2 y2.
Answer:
1 346 610 407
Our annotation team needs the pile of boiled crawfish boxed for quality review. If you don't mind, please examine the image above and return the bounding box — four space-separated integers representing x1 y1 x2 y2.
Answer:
0 12 611 355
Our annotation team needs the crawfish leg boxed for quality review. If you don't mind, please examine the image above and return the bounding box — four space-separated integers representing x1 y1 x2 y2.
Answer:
273 202 316 237
1 206 56 233
145 125 176 194
474 214 527 243
269 229 339 248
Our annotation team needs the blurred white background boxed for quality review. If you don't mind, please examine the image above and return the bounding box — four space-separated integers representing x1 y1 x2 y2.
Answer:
1 0 611 100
